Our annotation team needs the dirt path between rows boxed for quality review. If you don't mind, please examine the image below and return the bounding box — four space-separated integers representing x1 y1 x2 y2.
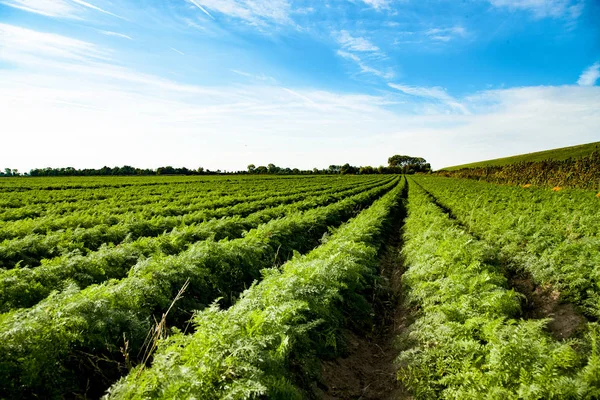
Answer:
415 180 588 340
319 209 412 400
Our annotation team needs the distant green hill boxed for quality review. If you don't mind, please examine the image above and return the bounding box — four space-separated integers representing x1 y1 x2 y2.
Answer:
442 141 600 171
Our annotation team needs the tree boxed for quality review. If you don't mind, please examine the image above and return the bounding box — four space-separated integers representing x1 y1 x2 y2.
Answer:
340 163 357 175
388 155 431 174
247 164 256 174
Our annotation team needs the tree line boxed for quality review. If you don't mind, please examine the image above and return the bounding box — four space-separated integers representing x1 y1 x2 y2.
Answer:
1 155 431 177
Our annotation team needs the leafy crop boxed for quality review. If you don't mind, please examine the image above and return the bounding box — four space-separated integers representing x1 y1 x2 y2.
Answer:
0 177 396 398
105 180 404 399
397 179 600 399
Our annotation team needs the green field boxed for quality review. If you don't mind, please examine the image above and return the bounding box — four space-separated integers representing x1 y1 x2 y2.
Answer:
0 175 598 399
442 141 600 171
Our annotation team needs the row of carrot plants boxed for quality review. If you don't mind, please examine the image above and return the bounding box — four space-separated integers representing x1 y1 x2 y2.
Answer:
0 178 395 311
105 179 404 399
0 178 388 269
0 176 371 240
0 179 398 398
413 175 600 319
397 179 599 399
0 175 356 222
0 175 212 192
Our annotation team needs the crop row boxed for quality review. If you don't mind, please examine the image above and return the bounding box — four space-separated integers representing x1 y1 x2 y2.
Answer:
0 175 362 221
0 177 390 269
0 176 375 239
397 178 599 399
105 178 405 399
414 176 600 318
0 179 398 398
0 178 396 312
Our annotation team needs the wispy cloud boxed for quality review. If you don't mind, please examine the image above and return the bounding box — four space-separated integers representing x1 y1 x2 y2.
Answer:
488 0 584 20
70 0 125 19
388 83 469 114
187 0 215 19
185 0 292 26
577 62 600 86
426 26 467 42
1 0 124 19
99 30 132 40
337 50 394 79
360 0 391 10
337 30 380 52
1 0 78 18
231 69 277 83
335 29 392 80
170 47 185 56
0 23 110 63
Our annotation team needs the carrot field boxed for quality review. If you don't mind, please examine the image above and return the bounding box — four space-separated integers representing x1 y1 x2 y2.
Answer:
0 175 598 399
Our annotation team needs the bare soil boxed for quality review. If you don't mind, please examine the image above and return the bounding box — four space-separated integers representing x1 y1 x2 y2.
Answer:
510 276 586 340
320 212 412 400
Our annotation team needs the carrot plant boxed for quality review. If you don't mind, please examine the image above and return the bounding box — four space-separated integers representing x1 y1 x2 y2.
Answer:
397 179 600 399
0 178 397 399
105 180 404 399
414 175 600 318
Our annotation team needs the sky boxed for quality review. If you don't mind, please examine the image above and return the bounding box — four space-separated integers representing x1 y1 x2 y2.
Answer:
0 0 599 171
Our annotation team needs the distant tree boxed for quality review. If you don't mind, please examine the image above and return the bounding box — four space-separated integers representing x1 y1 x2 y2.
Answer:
359 165 375 174
388 155 431 174
255 165 268 174
340 163 358 175
247 164 256 174
328 165 341 174
267 163 280 174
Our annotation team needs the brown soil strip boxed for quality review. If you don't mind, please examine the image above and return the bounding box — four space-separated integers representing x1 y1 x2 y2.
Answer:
319 209 412 400
510 274 586 340
416 180 588 341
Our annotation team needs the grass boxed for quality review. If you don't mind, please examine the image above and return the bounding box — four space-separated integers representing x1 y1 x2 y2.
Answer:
441 141 600 171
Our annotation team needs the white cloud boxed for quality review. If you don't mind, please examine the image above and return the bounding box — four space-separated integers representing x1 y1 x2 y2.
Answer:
488 0 584 19
361 0 391 10
0 23 110 63
1 0 123 19
186 0 292 26
1 24 598 172
388 83 469 114
426 26 467 42
1 0 77 17
187 0 215 19
577 62 600 86
231 69 277 83
337 50 394 79
70 0 125 19
337 30 380 52
99 30 133 40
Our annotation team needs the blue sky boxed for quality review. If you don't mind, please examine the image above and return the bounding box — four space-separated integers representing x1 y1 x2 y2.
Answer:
0 0 599 171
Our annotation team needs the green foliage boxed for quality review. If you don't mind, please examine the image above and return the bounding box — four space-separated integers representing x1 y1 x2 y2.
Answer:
0 177 398 398
397 179 599 398
105 181 404 399
443 141 600 171
0 176 376 267
438 146 600 190
0 178 392 311
414 176 600 318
